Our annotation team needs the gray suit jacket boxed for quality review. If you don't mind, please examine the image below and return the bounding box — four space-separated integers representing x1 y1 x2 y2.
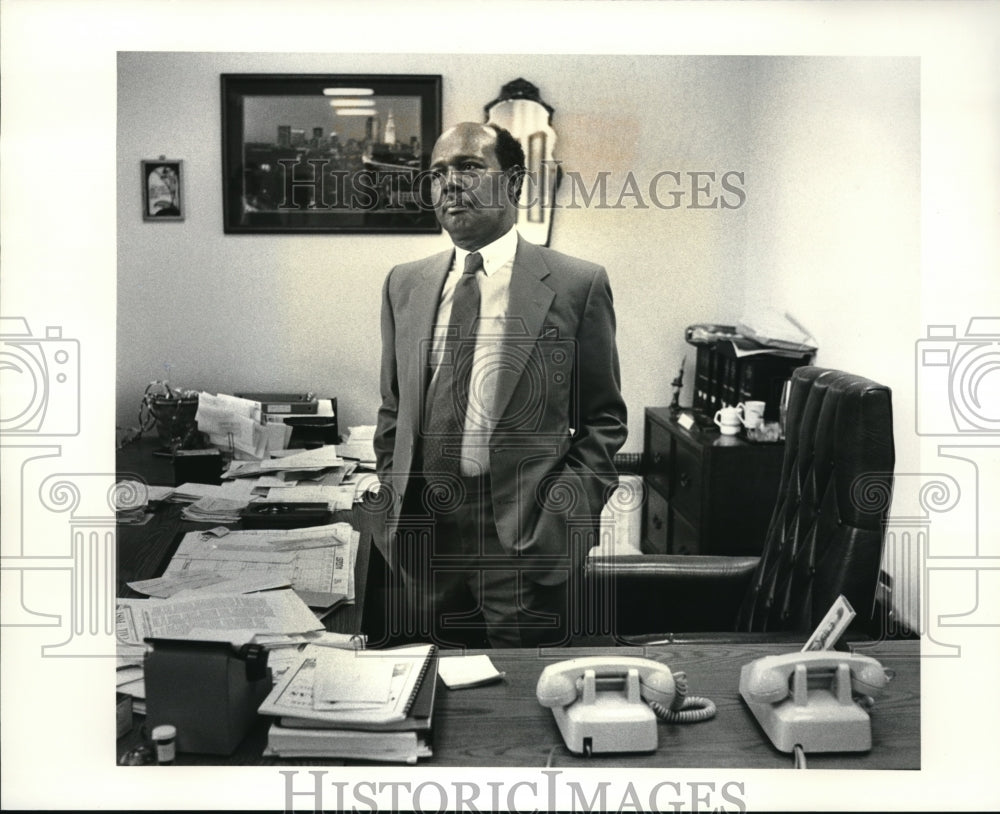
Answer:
374 236 627 584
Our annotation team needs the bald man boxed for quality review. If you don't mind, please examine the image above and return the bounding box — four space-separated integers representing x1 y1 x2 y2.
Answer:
374 122 627 648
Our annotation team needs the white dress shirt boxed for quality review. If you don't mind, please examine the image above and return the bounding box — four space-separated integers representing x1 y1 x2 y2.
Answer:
429 227 518 476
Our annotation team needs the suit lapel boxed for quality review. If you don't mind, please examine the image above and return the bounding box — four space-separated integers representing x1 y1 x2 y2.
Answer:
492 237 555 422
403 249 453 413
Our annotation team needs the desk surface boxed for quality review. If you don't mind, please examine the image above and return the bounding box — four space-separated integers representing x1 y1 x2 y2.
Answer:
118 639 918 769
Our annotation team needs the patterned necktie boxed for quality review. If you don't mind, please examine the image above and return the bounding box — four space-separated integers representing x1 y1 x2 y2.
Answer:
421 251 483 483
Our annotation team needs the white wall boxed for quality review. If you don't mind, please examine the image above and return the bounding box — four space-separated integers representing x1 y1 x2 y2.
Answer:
117 52 759 446
118 53 921 625
739 58 921 628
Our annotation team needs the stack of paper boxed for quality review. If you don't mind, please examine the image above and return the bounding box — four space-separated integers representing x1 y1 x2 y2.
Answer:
116 641 147 714
114 479 173 525
116 588 325 647
180 497 246 523
195 391 270 459
146 523 359 613
337 425 377 468
214 445 369 511
259 643 438 763
168 479 253 503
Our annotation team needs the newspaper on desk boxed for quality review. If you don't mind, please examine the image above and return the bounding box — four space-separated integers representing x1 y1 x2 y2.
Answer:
116 588 325 646
143 522 359 611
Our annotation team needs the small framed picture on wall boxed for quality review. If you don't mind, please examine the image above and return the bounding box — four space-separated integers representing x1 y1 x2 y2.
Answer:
142 158 184 221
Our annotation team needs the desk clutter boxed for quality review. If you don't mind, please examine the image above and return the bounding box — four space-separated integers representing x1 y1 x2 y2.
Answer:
260 643 438 762
116 582 894 767
132 384 347 457
115 394 401 761
115 433 380 525
118 633 440 764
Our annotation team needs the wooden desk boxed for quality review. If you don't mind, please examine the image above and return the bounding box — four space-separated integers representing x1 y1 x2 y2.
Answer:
118 639 919 769
116 440 919 770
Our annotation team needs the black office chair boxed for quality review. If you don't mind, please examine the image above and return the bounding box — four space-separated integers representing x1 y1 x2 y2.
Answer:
585 367 896 642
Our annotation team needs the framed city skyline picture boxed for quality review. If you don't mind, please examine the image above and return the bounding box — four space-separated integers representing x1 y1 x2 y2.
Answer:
221 73 442 234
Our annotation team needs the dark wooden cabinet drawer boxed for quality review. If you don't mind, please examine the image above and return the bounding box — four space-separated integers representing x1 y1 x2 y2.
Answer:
642 407 784 557
645 419 671 494
670 437 703 526
642 486 669 554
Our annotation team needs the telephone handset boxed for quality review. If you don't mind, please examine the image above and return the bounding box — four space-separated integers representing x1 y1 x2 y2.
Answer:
741 651 888 705
739 651 890 754
536 656 716 755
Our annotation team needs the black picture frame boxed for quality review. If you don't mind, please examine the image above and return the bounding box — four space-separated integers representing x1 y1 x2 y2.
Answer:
142 159 184 221
221 74 442 234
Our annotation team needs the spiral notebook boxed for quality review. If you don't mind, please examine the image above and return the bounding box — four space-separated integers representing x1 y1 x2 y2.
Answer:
279 653 439 733
258 643 436 727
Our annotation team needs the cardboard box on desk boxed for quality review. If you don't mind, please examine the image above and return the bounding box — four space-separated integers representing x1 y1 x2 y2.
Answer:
143 638 272 755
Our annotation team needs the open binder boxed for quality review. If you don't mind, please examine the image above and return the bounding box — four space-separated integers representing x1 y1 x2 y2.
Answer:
259 643 438 761
279 653 439 732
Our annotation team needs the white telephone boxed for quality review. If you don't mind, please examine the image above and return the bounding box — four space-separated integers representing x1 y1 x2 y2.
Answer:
739 650 890 753
536 656 716 755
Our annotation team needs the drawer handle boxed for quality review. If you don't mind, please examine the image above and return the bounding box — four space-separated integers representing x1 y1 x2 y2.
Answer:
679 472 691 489
652 514 664 530
652 452 663 466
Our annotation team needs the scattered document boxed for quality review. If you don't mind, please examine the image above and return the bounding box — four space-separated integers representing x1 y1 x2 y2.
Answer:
160 524 358 609
338 425 377 466
116 589 324 645
114 479 174 509
261 484 355 511
171 573 292 597
437 654 506 689
196 391 268 459
180 496 247 523
169 482 225 503
258 445 343 472
254 475 296 488
127 570 229 598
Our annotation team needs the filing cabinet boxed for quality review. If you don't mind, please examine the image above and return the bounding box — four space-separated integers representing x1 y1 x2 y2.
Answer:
642 407 784 556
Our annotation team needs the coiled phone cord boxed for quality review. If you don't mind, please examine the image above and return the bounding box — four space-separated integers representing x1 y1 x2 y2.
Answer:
649 671 717 724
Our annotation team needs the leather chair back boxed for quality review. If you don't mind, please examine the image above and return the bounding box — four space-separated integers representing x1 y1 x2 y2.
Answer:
735 367 895 633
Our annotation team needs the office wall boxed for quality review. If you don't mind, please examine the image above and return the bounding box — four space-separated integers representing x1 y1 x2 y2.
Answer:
117 52 759 445
118 53 920 625
739 58 920 629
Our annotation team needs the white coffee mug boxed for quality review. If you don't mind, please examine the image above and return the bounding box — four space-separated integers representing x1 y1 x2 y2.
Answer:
737 400 766 430
714 405 741 435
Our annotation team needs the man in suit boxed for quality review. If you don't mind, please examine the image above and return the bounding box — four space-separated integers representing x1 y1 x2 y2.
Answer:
374 122 627 648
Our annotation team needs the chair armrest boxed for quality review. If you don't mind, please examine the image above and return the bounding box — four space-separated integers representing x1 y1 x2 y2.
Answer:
584 555 759 637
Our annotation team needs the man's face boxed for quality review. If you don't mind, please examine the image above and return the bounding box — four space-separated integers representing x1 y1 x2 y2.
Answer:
429 123 517 251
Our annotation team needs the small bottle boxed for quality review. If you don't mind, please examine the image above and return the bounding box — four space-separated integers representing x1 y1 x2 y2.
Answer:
151 724 177 765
